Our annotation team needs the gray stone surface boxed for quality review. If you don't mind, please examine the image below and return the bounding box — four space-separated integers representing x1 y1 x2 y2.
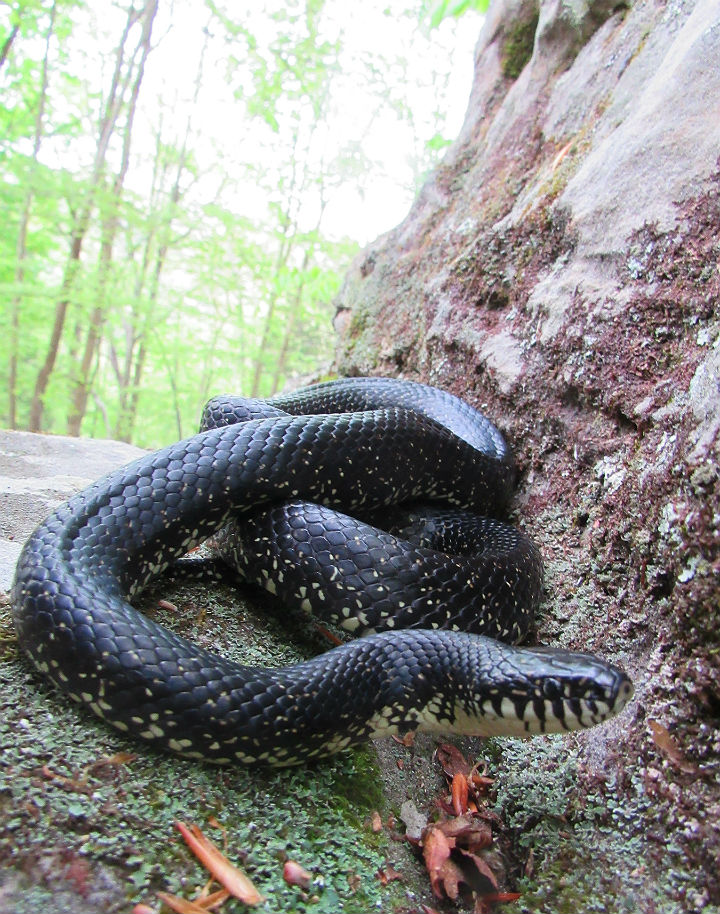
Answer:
0 430 145 591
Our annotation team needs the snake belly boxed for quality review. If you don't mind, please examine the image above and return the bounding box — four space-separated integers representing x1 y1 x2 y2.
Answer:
12 378 632 766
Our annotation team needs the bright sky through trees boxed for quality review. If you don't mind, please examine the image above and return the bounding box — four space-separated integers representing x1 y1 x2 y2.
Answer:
1 0 483 447
139 0 482 243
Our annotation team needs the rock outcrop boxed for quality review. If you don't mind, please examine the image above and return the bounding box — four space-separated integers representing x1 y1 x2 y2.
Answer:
335 0 720 906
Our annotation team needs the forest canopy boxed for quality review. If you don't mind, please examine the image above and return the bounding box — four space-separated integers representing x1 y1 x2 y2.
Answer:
1 0 481 447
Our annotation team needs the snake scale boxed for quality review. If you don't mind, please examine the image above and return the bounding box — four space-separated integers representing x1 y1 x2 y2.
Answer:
12 378 632 766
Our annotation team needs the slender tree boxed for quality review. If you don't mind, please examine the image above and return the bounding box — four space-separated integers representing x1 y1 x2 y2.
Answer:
112 23 210 441
0 21 19 71
28 1 156 431
9 1 57 428
67 0 158 435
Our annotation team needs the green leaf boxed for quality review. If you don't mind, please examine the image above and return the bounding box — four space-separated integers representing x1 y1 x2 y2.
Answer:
428 0 490 28
426 131 452 152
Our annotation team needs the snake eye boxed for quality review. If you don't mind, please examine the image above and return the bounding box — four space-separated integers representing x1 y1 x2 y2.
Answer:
542 678 562 700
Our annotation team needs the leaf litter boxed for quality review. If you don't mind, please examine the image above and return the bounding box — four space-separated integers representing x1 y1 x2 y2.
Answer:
133 744 523 913
400 743 521 914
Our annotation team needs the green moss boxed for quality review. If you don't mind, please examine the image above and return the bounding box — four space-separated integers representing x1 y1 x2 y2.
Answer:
333 746 386 819
0 576 402 914
348 306 369 339
502 8 540 80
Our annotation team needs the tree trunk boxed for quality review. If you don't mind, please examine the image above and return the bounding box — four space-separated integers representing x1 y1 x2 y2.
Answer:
28 3 146 432
270 250 310 395
249 223 293 397
111 120 168 438
249 134 303 397
269 195 326 396
114 22 208 442
66 0 158 435
0 21 19 70
9 1 56 428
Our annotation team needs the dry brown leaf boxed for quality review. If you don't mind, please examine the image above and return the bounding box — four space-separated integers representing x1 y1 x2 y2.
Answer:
436 746 492 800
439 815 493 852
369 810 383 833
88 751 137 771
422 826 455 898
413 747 519 911
83 752 136 788
475 891 523 914
551 141 573 171
420 814 501 907
451 773 469 816
435 743 471 778
457 847 498 891
64 853 91 896
470 773 494 793
193 889 230 910
41 764 89 792
376 865 403 886
175 821 264 905
436 855 466 901
422 825 462 900
157 892 213 914
648 720 701 774
313 623 343 645
283 860 312 890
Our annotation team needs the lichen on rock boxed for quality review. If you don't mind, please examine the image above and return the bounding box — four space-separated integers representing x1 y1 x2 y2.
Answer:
334 0 720 908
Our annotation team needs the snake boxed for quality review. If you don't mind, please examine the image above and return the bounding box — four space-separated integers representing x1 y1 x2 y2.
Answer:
12 377 633 766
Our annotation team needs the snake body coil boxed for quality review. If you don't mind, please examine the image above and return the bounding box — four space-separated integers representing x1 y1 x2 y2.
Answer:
12 378 632 765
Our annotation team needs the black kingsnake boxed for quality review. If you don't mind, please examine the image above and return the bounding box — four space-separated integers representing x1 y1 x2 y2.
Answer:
12 378 632 765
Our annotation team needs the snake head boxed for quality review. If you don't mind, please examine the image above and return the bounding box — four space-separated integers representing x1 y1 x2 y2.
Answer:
461 643 635 737
518 645 634 733
402 632 633 740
